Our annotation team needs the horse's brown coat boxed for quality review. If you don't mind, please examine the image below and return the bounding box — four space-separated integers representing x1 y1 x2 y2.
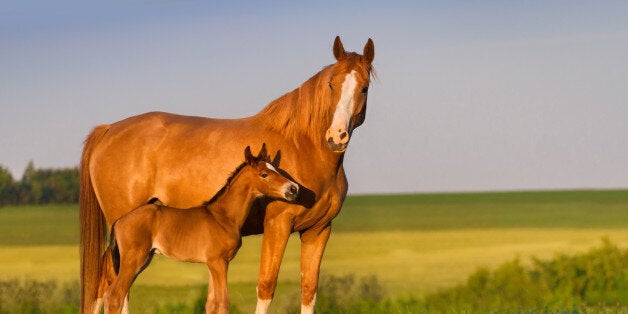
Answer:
80 36 374 313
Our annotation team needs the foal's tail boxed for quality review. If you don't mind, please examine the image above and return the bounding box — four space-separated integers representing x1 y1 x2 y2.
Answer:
109 223 121 275
79 125 109 314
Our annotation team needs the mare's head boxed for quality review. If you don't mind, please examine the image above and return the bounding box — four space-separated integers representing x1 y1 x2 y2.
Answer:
241 144 299 202
325 36 375 152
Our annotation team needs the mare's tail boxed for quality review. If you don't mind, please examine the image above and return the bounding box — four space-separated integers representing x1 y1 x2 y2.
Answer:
79 125 109 314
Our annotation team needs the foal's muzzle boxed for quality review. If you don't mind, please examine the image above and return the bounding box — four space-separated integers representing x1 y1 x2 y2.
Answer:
284 183 299 201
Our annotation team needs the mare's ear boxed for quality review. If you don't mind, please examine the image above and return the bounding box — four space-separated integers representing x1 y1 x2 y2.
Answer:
363 38 375 64
333 36 346 61
244 146 254 165
257 143 268 161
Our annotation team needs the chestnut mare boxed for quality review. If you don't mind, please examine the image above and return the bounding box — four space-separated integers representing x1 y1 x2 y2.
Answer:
80 36 375 314
101 145 298 314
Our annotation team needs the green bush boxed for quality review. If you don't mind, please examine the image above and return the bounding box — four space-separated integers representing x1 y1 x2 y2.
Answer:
425 238 627 313
532 238 628 309
284 274 390 313
153 285 244 314
0 279 79 314
2 240 624 313
280 240 627 313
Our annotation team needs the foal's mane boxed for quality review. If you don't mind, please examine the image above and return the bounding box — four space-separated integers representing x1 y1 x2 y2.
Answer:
255 54 375 145
202 160 250 206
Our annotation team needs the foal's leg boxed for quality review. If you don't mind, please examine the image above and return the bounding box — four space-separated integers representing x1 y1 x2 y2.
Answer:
94 247 117 314
104 249 150 314
122 295 130 314
206 260 229 314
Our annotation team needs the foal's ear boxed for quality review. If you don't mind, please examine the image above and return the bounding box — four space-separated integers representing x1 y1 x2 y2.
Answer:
244 146 254 164
333 36 346 61
257 143 268 161
363 38 375 64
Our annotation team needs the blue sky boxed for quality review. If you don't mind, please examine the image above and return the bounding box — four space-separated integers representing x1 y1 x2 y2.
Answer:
2 1 628 194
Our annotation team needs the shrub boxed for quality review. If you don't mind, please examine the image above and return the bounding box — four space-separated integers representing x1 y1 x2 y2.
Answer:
424 238 628 313
153 285 244 314
424 259 549 312
0 279 79 313
285 274 390 313
532 238 628 308
282 239 627 313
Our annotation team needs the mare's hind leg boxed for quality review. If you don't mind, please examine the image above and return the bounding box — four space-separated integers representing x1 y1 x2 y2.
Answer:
104 249 151 314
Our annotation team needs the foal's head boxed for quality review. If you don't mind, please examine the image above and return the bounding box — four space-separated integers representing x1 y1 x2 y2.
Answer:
239 144 299 202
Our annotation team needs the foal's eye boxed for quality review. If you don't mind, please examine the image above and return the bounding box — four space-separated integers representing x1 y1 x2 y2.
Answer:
328 81 333 89
361 86 369 94
261 173 268 178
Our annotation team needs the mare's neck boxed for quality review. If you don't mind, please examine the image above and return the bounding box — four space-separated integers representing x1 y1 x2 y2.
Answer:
254 66 335 152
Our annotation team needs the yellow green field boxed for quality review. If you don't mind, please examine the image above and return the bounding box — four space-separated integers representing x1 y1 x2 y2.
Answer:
0 190 627 312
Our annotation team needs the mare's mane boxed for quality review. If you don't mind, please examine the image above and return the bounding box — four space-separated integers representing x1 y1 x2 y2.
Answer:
255 54 375 145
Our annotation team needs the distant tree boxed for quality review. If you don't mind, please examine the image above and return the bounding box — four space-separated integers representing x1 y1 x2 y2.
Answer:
0 165 17 205
0 161 79 206
19 161 41 204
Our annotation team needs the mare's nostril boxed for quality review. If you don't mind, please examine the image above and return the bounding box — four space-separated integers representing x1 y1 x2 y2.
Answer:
339 132 347 140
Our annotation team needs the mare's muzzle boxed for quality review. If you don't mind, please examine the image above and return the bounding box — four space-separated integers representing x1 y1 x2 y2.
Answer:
326 128 349 152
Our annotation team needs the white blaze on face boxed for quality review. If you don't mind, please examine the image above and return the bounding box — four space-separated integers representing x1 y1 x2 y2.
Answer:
265 162 277 172
330 70 358 132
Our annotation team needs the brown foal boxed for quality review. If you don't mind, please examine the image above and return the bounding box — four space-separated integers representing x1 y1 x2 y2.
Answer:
101 145 298 313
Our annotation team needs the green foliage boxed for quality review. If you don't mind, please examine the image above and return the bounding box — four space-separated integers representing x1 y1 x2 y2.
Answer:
424 239 628 313
424 260 548 312
0 161 79 206
153 285 245 314
0 165 17 206
282 274 386 313
0 279 79 314
277 240 627 313
532 238 628 308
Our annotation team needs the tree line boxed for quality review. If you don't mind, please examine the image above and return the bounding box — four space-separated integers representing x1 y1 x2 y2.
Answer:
0 161 79 206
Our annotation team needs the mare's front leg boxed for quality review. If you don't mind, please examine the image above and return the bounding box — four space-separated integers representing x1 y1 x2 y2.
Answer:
255 211 293 314
299 224 332 314
206 260 229 314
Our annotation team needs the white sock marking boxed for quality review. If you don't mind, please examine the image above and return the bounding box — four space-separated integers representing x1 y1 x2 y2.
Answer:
255 298 271 314
301 293 317 314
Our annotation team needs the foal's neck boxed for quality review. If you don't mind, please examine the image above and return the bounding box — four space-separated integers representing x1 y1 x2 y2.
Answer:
206 175 257 230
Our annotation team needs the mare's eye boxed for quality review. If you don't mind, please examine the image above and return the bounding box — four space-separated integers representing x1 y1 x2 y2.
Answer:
361 86 369 93
261 173 268 178
328 81 333 89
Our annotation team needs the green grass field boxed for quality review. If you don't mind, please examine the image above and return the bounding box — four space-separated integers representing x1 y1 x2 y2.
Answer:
1 190 627 312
